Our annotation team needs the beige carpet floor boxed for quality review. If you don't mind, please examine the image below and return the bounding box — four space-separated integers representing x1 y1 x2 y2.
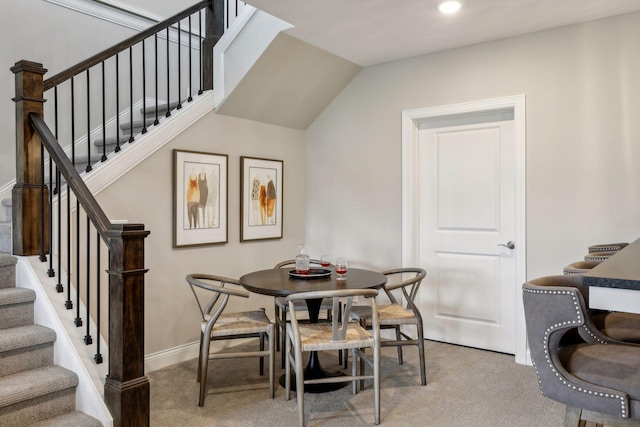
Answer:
147 340 566 426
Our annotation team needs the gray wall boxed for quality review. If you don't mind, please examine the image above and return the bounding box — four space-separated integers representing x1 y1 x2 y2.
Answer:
0 1 138 195
96 110 306 354
305 12 640 281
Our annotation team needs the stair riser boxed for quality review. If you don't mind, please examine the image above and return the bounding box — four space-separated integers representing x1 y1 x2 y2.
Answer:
0 387 76 426
0 265 16 289
0 343 54 378
0 301 34 329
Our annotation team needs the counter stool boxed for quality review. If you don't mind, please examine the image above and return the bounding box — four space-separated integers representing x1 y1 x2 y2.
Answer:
584 251 617 261
562 260 603 275
587 242 628 253
523 275 640 426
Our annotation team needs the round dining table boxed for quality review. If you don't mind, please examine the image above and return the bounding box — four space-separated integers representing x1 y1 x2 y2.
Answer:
239 267 387 393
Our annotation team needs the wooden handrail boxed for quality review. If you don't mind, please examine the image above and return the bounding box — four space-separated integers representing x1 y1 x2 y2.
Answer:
29 113 114 235
44 0 208 91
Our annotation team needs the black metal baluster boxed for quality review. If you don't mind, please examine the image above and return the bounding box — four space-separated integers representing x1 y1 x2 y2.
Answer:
115 54 121 152
95 235 103 364
129 46 134 143
177 20 182 110
74 203 81 326
55 165 62 290
66 78 75 310
101 62 107 161
86 69 92 172
154 34 160 125
47 87 57 276
39 143 46 263
188 15 193 102
142 40 148 134
198 9 203 95
166 27 171 117
226 0 229 29
65 182 72 309
84 216 92 344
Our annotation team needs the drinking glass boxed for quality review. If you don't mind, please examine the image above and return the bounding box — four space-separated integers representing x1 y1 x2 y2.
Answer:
335 257 347 280
320 254 331 268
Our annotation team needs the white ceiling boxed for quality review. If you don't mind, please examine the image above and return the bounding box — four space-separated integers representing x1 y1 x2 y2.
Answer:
247 0 640 67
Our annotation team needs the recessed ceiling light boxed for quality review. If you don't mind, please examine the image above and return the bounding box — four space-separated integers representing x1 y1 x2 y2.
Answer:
439 1 462 15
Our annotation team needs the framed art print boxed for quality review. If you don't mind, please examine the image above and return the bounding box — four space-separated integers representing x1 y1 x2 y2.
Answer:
173 149 228 247
240 156 283 241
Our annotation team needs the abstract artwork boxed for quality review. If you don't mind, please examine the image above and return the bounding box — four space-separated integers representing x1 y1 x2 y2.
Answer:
173 149 228 247
240 156 283 241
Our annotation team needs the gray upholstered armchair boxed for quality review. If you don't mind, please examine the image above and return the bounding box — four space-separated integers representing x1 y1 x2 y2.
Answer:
523 275 640 426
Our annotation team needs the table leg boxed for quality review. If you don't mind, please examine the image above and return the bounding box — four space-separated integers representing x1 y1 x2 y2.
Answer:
279 297 348 393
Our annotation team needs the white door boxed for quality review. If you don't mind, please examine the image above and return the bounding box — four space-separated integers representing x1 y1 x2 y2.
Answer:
417 120 516 353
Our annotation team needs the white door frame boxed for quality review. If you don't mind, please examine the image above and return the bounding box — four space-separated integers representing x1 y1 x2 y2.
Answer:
401 95 528 364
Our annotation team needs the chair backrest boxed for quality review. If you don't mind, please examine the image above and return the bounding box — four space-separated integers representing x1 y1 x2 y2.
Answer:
380 268 426 318
274 259 325 268
287 289 379 342
522 275 630 417
524 274 615 344
186 274 250 323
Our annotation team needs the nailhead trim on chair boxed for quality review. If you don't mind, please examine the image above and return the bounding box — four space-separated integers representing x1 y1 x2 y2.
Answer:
523 287 629 418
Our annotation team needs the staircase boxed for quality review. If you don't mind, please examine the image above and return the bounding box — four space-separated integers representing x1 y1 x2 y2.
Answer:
0 254 102 426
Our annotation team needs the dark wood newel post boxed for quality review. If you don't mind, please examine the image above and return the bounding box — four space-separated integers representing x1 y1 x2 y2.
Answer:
104 223 150 427
202 0 224 90
11 60 50 256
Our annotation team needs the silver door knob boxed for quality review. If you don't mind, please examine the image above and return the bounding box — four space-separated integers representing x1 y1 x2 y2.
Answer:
498 241 515 249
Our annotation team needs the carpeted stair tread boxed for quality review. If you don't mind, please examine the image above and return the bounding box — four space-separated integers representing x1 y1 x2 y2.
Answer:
0 287 36 306
0 365 78 408
119 117 157 131
0 325 56 353
26 410 102 427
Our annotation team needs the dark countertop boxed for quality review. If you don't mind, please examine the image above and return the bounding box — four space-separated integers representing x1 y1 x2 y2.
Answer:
583 237 640 290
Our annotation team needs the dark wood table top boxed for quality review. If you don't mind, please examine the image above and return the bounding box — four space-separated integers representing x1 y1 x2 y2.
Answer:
584 237 640 290
239 267 387 297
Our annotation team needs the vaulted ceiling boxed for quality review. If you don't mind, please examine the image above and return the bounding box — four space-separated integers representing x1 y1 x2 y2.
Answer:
247 0 640 66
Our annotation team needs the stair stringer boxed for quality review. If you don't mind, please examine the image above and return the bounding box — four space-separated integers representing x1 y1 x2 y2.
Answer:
16 256 112 427
82 90 215 197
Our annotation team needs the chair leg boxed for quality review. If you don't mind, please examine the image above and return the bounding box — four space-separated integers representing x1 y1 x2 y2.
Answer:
359 347 366 391
285 331 292 401
199 336 212 407
351 348 358 394
259 332 265 376
417 326 427 386
281 310 288 368
564 406 584 427
295 348 306 427
373 343 380 425
268 325 275 399
274 301 281 352
197 332 204 383
336 304 343 366
395 326 404 365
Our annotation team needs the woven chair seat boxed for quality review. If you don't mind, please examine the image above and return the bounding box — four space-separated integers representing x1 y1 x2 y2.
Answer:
287 321 373 351
203 310 272 337
351 303 417 326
